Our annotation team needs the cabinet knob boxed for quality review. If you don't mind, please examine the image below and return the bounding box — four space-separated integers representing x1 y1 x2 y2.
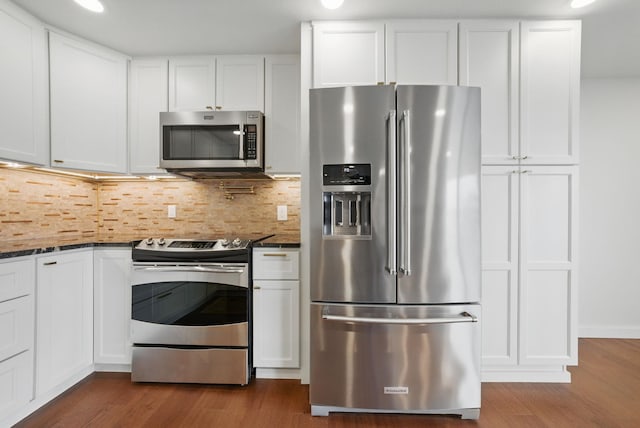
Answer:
215 106 222 110
205 106 213 110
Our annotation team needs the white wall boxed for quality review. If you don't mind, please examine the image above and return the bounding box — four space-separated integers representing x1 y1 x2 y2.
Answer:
579 77 640 338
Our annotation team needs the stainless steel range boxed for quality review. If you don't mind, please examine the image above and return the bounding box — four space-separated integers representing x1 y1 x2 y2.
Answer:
130 238 252 385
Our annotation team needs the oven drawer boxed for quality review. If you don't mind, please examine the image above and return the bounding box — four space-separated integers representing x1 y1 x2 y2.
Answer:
131 347 249 385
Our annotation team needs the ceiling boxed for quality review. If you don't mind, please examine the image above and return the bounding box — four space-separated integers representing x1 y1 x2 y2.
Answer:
10 0 640 78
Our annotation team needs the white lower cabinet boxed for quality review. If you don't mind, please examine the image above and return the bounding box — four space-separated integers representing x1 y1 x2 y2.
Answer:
481 166 578 381
36 249 93 396
93 248 132 368
0 256 35 424
252 248 300 372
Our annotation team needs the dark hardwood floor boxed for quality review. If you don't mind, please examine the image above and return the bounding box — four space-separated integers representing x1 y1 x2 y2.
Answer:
15 339 640 427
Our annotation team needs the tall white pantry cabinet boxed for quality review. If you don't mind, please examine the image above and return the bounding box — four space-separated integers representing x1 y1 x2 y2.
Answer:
306 19 581 382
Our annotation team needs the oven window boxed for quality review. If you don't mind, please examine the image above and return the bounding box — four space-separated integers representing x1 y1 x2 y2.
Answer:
163 125 241 160
132 281 248 326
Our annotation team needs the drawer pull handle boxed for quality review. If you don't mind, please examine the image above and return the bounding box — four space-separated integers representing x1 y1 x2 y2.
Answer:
262 253 287 257
254 286 261 290
43 261 57 266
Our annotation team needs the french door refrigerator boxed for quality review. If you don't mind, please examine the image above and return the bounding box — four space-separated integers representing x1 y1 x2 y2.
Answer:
309 85 481 420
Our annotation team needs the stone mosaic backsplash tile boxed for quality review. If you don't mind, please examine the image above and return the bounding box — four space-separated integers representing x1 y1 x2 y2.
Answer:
0 168 300 241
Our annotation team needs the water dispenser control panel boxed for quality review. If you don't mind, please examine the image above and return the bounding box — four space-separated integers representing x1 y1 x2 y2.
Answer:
323 164 371 186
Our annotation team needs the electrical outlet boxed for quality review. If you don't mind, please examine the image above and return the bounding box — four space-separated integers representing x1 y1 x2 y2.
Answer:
277 205 288 221
168 205 177 218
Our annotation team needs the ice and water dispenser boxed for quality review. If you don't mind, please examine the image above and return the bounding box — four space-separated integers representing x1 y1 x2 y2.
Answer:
322 164 371 238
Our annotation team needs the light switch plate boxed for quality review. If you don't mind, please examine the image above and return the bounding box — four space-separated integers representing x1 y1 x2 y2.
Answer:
168 205 177 218
277 205 287 221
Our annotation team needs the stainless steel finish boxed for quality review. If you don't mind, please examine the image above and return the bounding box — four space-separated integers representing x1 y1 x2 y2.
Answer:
311 303 481 413
159 110 264 172
399 109 411 276
310 85 396 303
395 85 481 304
386 110 397 275
322 311 478 325
131 347 249 385
311 406 480 420
131 319 248 347
132 264 246 275
134 238 250 252
131 262 248 287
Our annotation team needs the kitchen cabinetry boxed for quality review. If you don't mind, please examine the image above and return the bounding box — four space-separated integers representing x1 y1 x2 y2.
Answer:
459 20 519 165
481 166 578 379
0 0 48 165
264 55 301 175
168 55 264 111
36 249 93 396
252 248 300 371
93 248 132 369
0 257 35 424
49 32 128 173
312 20 456 88
129 58 169 174
520 21 581 165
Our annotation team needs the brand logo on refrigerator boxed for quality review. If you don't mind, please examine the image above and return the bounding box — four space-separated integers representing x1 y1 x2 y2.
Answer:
384 386 409 395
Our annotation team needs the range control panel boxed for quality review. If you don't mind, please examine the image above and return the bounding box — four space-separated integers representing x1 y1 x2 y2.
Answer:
323 164 371 186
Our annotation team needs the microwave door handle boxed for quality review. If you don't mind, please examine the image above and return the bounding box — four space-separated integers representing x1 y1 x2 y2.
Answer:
238 124 245 160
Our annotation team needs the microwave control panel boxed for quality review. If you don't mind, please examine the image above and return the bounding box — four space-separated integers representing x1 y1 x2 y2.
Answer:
244 125 257 160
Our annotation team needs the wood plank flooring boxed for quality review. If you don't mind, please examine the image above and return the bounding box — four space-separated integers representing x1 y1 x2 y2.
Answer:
15 339 640 427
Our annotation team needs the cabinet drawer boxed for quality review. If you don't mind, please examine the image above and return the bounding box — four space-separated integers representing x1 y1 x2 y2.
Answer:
253 249 299 280
0 296 34 362
0 350 34 419
0 258 35 303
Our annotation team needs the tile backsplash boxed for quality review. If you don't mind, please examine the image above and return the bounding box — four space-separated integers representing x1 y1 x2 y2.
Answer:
0 168 300 241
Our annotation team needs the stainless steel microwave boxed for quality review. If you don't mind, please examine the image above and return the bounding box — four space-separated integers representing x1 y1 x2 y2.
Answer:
159 111 264 177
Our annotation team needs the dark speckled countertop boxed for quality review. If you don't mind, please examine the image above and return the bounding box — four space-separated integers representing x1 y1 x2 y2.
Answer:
0 233 300 259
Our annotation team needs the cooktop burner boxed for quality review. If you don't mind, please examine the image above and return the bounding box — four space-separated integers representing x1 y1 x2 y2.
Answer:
167 240 217 249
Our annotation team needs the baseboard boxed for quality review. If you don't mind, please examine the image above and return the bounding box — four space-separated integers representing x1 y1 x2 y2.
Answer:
255 368 301 379
481 366 571 383
579 326 640 339
94 363 131 372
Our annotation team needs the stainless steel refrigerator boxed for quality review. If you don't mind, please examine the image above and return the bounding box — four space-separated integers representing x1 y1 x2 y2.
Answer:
309 85 481 420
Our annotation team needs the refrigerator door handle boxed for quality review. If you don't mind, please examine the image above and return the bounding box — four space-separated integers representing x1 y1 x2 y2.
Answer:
386 110 397 275
400 109 411 276
322 311 478 325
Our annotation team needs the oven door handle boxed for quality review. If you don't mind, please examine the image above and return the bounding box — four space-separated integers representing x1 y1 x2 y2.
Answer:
133 266 245 274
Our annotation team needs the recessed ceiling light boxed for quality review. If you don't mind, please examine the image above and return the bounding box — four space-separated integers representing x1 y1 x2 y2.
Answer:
74 0 105 13
321 0 344 10
570 0 597 8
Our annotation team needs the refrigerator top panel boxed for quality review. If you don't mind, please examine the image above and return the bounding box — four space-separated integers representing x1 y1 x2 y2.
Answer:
395 85 481 304
310 85 396 304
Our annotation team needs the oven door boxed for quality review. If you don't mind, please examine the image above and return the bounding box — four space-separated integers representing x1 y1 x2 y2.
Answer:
131 262 249 347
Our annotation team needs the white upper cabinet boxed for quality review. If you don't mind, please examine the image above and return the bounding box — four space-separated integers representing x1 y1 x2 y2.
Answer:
312 21 385 88
168 55 264 112
459 21 519 165
49 32 128 173
129 58 168 174
168 56 216 111
0 0 48 165
216 55 264 111
520 21 581 165
264 55 301 175
386 20 457 85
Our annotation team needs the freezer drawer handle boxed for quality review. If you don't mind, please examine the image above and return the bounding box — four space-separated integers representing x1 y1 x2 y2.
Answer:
322 311 477 325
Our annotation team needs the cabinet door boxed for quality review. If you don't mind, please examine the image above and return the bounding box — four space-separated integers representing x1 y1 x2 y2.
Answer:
36 250 93 395
0 350 33 422
312 21 385 88
519 166 578 365
264 55 300 175
168 56 216 111
253 280 299 368
93 249 132 366
0 1 48 165
386 20 457 85
216 55 264 111
520 21 581 165
460 21 519 165
129 58 168 174
49 32 128 173
481 166 518 366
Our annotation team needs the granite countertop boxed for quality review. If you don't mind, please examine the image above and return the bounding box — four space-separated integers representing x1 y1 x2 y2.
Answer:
0 233 300 259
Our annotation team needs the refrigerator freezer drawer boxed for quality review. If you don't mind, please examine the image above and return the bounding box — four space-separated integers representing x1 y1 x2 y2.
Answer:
310 303 481 415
